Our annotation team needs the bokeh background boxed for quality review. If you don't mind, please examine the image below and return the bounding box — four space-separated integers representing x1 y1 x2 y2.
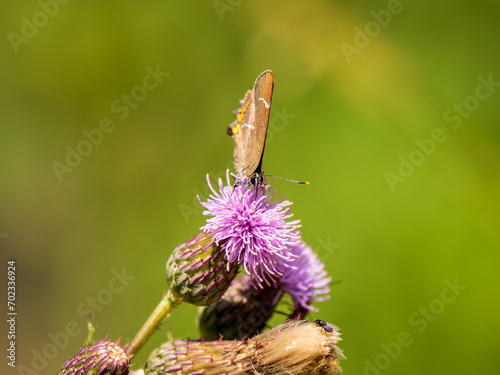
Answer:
1 1 499 374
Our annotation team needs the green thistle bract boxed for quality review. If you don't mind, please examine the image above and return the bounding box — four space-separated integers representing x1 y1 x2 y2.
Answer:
145 320 343 375
58 340 130 375
166 232 239 306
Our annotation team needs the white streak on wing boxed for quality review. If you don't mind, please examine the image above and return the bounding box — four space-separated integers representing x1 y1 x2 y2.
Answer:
285 341 297 351
258 97 270 108
241 123 255 130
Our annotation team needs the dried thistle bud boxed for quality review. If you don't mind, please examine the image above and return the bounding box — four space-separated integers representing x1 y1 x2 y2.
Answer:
59 339 130 375
245 319 344 375
197 273 282 340
145 319 343 375
166 232 239 306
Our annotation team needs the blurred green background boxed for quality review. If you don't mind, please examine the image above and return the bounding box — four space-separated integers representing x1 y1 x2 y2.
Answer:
1 1 499 374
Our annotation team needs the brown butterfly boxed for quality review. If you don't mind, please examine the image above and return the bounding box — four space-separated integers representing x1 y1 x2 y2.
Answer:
226 70 274 186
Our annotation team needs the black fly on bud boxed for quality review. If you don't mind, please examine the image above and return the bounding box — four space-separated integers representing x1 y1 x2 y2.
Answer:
315 319 336 333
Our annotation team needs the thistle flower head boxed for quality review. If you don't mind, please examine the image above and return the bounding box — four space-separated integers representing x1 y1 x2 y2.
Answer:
197 242 331 339
58 339 130 375
145 319 343 375
166 232 239 306
199 171 301 287
279 242 331 316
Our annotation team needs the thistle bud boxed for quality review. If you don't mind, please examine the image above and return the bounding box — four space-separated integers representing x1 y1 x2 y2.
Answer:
145 319 343 375
197 274 282 340
145 339 241 375
166 232 239 306
249 319 344 375
59 340 130 375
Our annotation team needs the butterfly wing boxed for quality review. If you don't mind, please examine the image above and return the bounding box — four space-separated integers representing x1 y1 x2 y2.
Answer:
228 70 274 179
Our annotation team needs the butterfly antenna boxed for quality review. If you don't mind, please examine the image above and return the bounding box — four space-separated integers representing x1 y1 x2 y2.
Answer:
265 174 309 185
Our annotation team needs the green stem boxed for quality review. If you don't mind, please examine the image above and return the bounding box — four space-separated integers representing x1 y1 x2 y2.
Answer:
126 290 180 357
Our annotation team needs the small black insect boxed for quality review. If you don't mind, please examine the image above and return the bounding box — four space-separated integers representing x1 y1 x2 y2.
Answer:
315 319 335 333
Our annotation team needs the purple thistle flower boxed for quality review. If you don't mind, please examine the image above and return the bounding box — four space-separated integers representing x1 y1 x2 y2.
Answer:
197 242 332 340
199 171 301 288
279 241 331 316
58 339 130 375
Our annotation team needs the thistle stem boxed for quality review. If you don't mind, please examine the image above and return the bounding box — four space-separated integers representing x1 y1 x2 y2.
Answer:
126 290 181 357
